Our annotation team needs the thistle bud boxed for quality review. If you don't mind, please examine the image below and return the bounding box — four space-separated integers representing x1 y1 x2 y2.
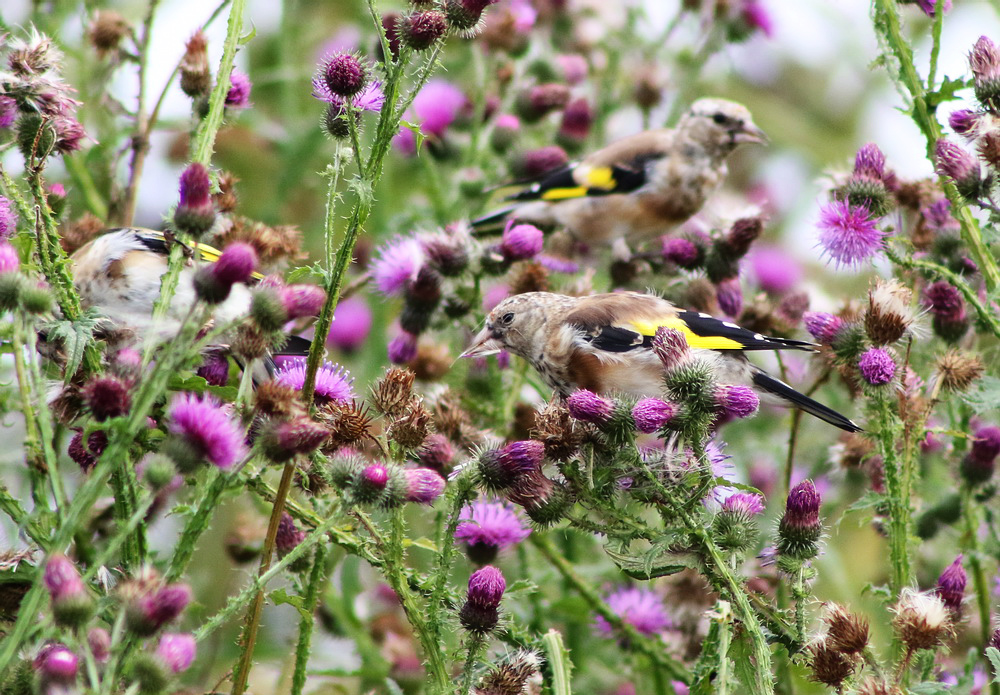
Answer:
280 284 325 320
803 311 845 345
212 243 258 286
388 331 419 364
777 479 822 561
961 425 1000 485
80 374 131 421
823 604 869 655
444 0 492 33
558 97 593 148
662 237 702 269
179 31 211 98
507 470 570 526
715 384 759 419
193 265 230 304
632 398 678 434
403 468 446 504
891 588 951 651
175 163 215 235
418 433 455 473
490 113 521 153
421 233 470 277
713 493 765 552
400 10 447 50
935 139 983 200
949 109 980 137
88 628 111 663
87 10 131 56
34 644 78 686
156 633 196 673
478 440 544 491
259 417 330 463
715 277 743 318
971 36 1000 112
935 555 967 614
807 640 855 690
386 401 432 450
566 389 614 425
44 554 93 627
512 145 569 179
923 281 969 342
460 565 505 633
858 348 896 386
371 367 416 417
500 222 544 261
276 513 309 571
516 83 570 122
125 583 192 636
651 327 690 372
321 53 367 97
196 350 230 387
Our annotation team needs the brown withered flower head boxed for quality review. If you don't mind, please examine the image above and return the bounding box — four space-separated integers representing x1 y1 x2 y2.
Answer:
823 603 870 655
409 343 451 381
856 678 904 695
891 588 952 651
474 649 541 695
530 399 586 462
429 388 483 448
387 399 432 451
509 261 550 295
255 380 302 419
60 213 105 255
934 349 985 393
214 216 303 266
864 279 916 346
317 399 376 449
371 368 416 418
213 171 240 213
179 30 211 98
807 639 857 689
87 10 131 57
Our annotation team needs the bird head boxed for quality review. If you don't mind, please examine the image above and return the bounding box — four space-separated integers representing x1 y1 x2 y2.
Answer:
681 98 768 153
460 292 556 360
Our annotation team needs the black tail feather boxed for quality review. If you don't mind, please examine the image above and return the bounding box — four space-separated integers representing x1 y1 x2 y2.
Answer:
470 206 517 230
752 370 862 433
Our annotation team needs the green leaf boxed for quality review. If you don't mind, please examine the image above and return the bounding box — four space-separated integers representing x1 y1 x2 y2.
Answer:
45 312 101 381
604 539 697 580
926 75 970 108
542 630 573 695
270 588 311 621
167 374 238 402
909 682 953 695
844 490 886 514
965 376 1000 415
986 647 1000 683
402 537 438 553
238 23 257 46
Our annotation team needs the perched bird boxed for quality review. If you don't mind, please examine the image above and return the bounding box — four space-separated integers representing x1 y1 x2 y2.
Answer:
473 98 767 257
70 227 254 335
461 291 861 432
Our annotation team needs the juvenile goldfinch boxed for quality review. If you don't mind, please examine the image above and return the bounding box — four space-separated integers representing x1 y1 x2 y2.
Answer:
70 227 253 335
473 98 766 256
461 291 861 432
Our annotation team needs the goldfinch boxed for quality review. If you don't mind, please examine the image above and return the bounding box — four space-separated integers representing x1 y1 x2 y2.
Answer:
70 227 256 336
473 98 766 256
461 291 861 432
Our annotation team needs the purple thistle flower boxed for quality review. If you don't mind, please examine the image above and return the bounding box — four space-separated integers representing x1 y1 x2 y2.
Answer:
403 468 446 504
394 79 465 154
167 393 245 469
716 277 743 317
274 360 354 405
87 628 110 663
949 109 980 137
721 492 766 516
817 199 885 268
858 348 896 386
373 237 426 296
460 565 506 633
388 330 418 364
500 222 544 260
916 0 951 17
156 633 196 673
923 281 966 321
455 499 531 558
225 69 252 108
972 36 1000 82
212 243 257 286
312 70 384 112
566 389 614 424
327 296 373 351
34 643 78 684
0 96 16 129
922 198 960 233
0 241 20 274
478 440 545 490
651 327 690 371
715 385 759 418
196 350 230 387
971 425 1000 464
632 398 678 434
782 480 821 531
749 246 801 293
146 584 192 627
662 237 700 268
935 139 982 197
82 375 131 420
803 311 844 345
319 53 366 98
53 115 87 153
175 162 215 234
43 555 85 601
276 512 306 557
854 143 886 180
935 556 966 612
0 197 16 240
537 254 579 274
742 1 773 37
596 586 671 637
279 284 325 319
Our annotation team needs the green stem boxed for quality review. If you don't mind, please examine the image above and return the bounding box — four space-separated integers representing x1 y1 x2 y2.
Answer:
12 316 48 513
459 633 487 695
290 542 328 695
872 0 1000 292
165 467 230 582
81 494 157 584
873 391 911 594
961 487 993 670
427 473 476 642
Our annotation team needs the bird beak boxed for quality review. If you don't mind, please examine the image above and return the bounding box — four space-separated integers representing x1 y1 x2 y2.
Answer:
735 123 768 145
460 326 502 358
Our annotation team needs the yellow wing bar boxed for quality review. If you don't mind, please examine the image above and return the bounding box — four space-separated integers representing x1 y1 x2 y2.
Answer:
625 316 745 351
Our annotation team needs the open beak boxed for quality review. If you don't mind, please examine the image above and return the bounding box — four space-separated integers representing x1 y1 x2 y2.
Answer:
734 123 768 145
460 326 503 358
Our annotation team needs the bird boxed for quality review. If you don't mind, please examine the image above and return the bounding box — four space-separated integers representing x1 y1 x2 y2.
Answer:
472 98 767 258
460 291 861 432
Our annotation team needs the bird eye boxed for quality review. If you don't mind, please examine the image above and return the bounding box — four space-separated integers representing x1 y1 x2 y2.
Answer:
500 312 515 326
712 113 728 125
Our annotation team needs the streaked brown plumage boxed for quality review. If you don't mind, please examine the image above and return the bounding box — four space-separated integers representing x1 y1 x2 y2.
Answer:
473 98 766 256
462 291 860 432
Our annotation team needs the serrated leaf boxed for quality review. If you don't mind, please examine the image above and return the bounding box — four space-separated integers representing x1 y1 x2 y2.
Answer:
402 537 438 553
46 314 100 380
399 120 426 152
238 23 257 45
604 541 696 580
909 682 953 695
965 376 1000 414
270 588 311 620
844 490 886 514
986 647 1000 683
505 578 537 595
926 75 969 108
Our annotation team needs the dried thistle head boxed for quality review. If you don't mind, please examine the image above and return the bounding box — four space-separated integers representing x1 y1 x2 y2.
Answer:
823 603 870 655
891 588 952 651
831 432 876 469
410 343 451 381
530 400 585 461
87 10 131 56
856 678 904 695
213 171 240 213
255 380 301 419
807 639 857 689
475 649 541 695
317 399 375 449
429 388 473 442
509 261 550 295
865 279 916 345
387 399 432 450
371 368 415 418
214 216 304 266
60 213 104 255
934 349 984 393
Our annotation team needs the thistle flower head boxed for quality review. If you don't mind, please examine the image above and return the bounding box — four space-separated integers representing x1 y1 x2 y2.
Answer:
778 479 822 561
156 633 196 673
34 643 78 685
715 384 759 419
500 222 544 261
417 433 455 473
477 440 544 491
455 499 531 563
865 279 915 345
197 350 231 387
971 36 1000 111
319 52 367 97
715 276 743 317
807 640 856 690
962 424 1000 485
388 330 419 364
403 467 446 504
373 237 426 296
803 311 844 345
126 582 192 636
935 139 983 198
891 588 951 650
916 0 952 16
0 197 16 240
817 200 885 268
0 98 16 130
259 417 330 462
721 492 765 516
934 350 984 393
82 375 131 420
167 393 246 469
949 109 980 137
400 10 447 50
460 565 506 633
596 586 671 637
275 512 306 558
651 327 690 371
662 237 701 268
566 389 614 424
823 603 870 655
632 398 678 434
43 555 85 601
854 143 886 180
212 243 257 286
858 348 896 386
0 242 20 274
274 360 354 405
935 555 967 613
225 69 252 108
513 145 569 179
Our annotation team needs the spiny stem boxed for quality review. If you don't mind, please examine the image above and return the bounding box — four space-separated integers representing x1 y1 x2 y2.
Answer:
290 542 328 695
